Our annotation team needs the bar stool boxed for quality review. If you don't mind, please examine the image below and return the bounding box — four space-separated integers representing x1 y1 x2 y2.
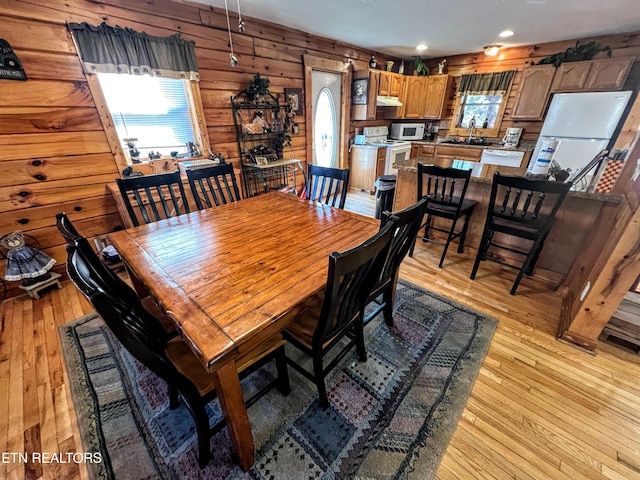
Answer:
470 172 572 295
409 163 477 268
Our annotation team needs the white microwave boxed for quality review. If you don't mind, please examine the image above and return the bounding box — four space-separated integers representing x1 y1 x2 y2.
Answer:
390 123 426 141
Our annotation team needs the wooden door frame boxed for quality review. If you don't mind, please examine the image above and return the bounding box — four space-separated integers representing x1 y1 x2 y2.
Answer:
303 55 352 169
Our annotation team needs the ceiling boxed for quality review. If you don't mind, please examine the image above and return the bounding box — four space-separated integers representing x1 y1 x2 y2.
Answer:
191 0 640 59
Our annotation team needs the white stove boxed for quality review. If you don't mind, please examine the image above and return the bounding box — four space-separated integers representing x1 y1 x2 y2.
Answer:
362 126 411 174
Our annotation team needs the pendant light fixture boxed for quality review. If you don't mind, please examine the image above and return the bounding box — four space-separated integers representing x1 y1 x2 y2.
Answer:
224 0 239 67
237 0 245 32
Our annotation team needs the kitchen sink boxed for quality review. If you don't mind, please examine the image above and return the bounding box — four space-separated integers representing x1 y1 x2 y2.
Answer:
441 138 492 146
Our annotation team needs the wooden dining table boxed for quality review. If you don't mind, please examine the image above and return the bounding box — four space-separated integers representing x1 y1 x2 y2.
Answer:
107 191 379 471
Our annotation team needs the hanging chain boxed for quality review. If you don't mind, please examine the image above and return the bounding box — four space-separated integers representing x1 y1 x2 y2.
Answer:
224 0 238 67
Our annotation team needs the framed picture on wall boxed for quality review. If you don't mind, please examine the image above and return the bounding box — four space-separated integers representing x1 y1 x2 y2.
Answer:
352 78 368 105
285 88 303 116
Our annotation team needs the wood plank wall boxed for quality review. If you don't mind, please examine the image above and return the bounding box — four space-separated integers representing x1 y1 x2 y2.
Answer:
0 0 397 299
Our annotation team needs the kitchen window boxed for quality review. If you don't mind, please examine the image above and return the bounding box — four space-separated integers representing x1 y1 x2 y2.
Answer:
457 94 503 129
450 70 516 139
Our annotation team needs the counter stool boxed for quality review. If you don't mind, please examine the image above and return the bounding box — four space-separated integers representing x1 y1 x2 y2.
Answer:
409 163 476 268
470 172 572 295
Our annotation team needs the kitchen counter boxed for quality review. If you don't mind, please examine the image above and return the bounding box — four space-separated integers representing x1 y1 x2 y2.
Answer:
394 156 622 282
411 139 534 152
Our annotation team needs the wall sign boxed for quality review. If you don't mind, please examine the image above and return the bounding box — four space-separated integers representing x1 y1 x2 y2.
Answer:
0 39 27 81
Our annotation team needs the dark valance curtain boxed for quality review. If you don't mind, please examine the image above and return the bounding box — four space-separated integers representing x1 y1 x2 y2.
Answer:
68 22 199 81
458 70 516 96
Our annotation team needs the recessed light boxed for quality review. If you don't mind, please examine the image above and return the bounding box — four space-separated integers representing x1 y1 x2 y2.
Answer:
416 44 428 51
499 30 514 38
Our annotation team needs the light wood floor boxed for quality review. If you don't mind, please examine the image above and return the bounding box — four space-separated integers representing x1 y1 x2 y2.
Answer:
1 191 639 479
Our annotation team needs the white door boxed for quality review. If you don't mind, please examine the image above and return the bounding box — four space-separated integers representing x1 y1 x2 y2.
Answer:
311 70 341 167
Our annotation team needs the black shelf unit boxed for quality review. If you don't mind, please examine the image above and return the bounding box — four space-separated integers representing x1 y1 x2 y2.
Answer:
231 90 299 197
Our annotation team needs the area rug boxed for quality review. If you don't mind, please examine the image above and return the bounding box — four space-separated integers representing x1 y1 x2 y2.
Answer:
59 279 497 480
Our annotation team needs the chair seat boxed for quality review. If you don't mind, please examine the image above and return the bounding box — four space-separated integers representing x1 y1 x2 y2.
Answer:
283 293 330 351
489 215 551 240
427 198 476 218
166 334 287 397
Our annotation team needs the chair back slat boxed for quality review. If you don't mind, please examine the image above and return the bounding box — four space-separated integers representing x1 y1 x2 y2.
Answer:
417 163 472 210
377 199 428 287
116 171 189 227
186 163 241 210
307 164 350 209
313 221 394 349
490 173 571 229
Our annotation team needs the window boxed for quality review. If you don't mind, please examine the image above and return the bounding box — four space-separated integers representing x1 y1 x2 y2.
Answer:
97 73 199 161
457 94 504 129
313 88 337 167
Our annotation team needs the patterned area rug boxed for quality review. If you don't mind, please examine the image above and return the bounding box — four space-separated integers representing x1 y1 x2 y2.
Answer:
59 280 497 479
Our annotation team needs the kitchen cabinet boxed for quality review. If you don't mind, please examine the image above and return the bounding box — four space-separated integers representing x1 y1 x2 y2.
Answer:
423 75 453 119
512 65 556 120
585 57 634 90
350 145 386 194
403 77 427 119
410 142 435 158
434 145 482 165
378 71 403 97
551 57 633 92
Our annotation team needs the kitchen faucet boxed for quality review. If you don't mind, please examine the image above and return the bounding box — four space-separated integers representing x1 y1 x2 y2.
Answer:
468 117 476 142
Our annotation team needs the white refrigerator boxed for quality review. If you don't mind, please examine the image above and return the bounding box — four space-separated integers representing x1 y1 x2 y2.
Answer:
529 91 632 188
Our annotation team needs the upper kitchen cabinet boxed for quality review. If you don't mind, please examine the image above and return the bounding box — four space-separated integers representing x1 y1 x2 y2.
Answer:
379 71 403 97
402 76 427 119
512 65 556 120
422 74 453 119
585 57 634 90
551 57 633 92
352 69 380 121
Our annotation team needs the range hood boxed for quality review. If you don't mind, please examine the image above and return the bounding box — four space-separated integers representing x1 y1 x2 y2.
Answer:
376 95 403 107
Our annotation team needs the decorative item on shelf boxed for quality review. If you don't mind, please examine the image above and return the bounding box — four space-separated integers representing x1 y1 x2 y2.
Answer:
208 152 226 164
251 110 270 132
292 122 299 135
534 40 611 67
123 137 140 163
369 55 376 69
244 122 265 134
413 56 429 76
0 231 55 287
285 88 303 116
398 61 405 75
122 166 143 177
438 59 447 75
385 61 394 72
246 73 271 102
147 150 162 160
482 117 489 129
186 141 201 157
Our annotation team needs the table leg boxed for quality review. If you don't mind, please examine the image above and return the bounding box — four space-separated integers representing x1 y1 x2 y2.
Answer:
213 361 255 471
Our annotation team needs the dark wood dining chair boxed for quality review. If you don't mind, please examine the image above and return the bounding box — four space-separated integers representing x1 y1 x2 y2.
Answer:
364 198 428 326
65 237 290 468
470 172 572 295
186 163 242 210
58 228 177 336
282 219 395 408
116 171 190 226
409 163 477 268
306 164 350 209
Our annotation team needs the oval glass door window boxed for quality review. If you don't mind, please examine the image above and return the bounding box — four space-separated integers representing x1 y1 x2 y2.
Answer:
313 88 337 167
